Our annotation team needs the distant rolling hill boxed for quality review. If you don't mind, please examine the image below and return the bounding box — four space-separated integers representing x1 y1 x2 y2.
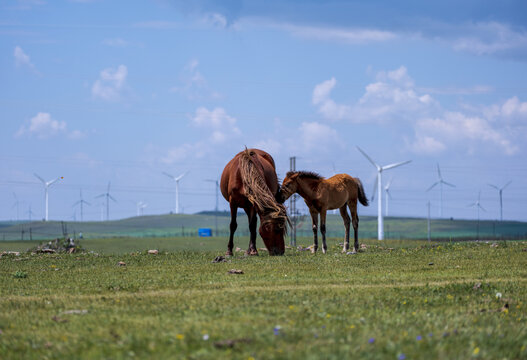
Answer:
0 213 526 241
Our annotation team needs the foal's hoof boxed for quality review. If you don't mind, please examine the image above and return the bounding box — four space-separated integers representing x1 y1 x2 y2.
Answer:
322 247 327 254
342 248 349 253
225 250 233 257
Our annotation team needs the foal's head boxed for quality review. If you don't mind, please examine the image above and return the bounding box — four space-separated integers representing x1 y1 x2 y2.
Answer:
278 171 323 203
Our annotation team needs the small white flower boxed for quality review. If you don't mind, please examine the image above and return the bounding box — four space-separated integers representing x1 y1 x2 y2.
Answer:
203 334 209 341
496 292 502 299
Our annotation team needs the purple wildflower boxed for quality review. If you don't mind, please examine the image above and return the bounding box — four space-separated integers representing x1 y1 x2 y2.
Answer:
398 354 406 360
368 338 375 344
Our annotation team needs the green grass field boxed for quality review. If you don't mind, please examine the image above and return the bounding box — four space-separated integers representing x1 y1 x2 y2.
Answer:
1 237 526 359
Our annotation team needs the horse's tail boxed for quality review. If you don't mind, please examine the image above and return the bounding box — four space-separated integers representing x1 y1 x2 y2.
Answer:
355 178 369 207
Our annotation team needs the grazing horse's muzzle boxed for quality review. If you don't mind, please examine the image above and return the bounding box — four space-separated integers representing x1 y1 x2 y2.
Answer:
269 247 285 256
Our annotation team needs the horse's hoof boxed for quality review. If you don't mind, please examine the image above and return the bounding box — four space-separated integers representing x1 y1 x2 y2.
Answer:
342 248 349 253
246 249 259 256
225 251 233 257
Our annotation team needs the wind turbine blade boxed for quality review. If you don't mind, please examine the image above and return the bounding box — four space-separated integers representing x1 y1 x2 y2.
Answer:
382 160 412 171
94 194 106 199
34 173 46 184
175 171 188 181
73 200 81 207
426 182 439 192
47 177 62 187
385 177 394 189
502 180 512 190
436 163 442 180
356 146 380 170
467 203 476 207
487 183 499 190
442 180 455 188
84 200 91 206
109 195 117 203
479 204 486 212
107 182 111 193
386 190 392 199
162 171 175 180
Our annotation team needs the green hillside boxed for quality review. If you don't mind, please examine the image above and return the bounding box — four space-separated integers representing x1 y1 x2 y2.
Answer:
0 213 526 242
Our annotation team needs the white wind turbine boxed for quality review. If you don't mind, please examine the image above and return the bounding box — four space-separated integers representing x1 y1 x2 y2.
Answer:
468 191 486 239
12 192 21 221
95 182 116 221
357 147 411 240
384 177 394 217
34 173 62 221
136 201 147 216
73 189 91 222
426 163 455 218
163 171 188 214
488 181 511 221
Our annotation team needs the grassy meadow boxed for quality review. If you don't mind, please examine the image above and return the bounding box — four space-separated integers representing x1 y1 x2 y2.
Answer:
1 237 526 359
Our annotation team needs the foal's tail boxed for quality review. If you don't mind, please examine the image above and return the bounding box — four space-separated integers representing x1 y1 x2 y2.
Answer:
355 178 369 207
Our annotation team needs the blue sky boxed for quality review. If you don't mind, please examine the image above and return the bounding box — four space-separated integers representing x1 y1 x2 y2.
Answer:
1 0 527 222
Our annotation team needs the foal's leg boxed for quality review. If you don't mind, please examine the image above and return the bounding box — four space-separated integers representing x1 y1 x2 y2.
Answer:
320 209 328 254
244 206 258 255
349 201 360 253
227 202 238 256
339 205 351 253
309 207 319 253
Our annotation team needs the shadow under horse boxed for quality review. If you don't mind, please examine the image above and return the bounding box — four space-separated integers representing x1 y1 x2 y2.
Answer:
220 148 289 256
279 171 368 254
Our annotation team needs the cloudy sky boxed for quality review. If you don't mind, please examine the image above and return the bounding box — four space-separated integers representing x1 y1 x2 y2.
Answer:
2 0 527 222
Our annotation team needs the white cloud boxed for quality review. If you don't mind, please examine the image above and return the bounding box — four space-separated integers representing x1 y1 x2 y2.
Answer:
102 38 131 47
161 107 241 164
313 66 437 123
91 65 128 101
414 112 518 155
14 46 37 72
192 107 241 143
284 24 397 44
15 112 84 139
201 13 228 28
451 22 527 56
312 66 521 155
298 122 343 152
171 59 221 100
312 77 352 120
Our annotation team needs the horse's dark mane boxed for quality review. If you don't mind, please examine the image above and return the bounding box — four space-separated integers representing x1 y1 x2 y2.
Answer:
287 171 324 180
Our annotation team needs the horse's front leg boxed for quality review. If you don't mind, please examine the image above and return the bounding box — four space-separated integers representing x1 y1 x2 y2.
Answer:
309 207 319 253
320 209 328 254
339 205 351 253
244 206 258 256
227 202 238 256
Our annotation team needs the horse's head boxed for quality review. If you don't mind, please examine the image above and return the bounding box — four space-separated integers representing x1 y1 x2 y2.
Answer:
258 217 286 256
278 171 299 203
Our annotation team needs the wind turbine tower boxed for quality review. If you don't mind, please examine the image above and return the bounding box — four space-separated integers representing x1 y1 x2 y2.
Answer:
73 189 91 222
488 181 511 221
136 201 147 216
163 171 188 214
34 173 62 221
357 147 411 240
468 191 486 239
427 164 455 218
95 182 116 221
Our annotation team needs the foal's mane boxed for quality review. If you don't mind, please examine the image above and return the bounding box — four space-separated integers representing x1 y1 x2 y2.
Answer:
239 149 288 232
294 171 324 180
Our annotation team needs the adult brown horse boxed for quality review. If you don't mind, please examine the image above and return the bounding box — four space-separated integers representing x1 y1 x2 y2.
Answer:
279 171 368 254
220 148 288 256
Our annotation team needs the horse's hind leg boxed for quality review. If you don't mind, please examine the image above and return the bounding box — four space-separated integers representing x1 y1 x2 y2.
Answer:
320 210 328 254
227 202 238 256
309 207 319 253
339 205 351 253
348 201 359 253
244 206 258 256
